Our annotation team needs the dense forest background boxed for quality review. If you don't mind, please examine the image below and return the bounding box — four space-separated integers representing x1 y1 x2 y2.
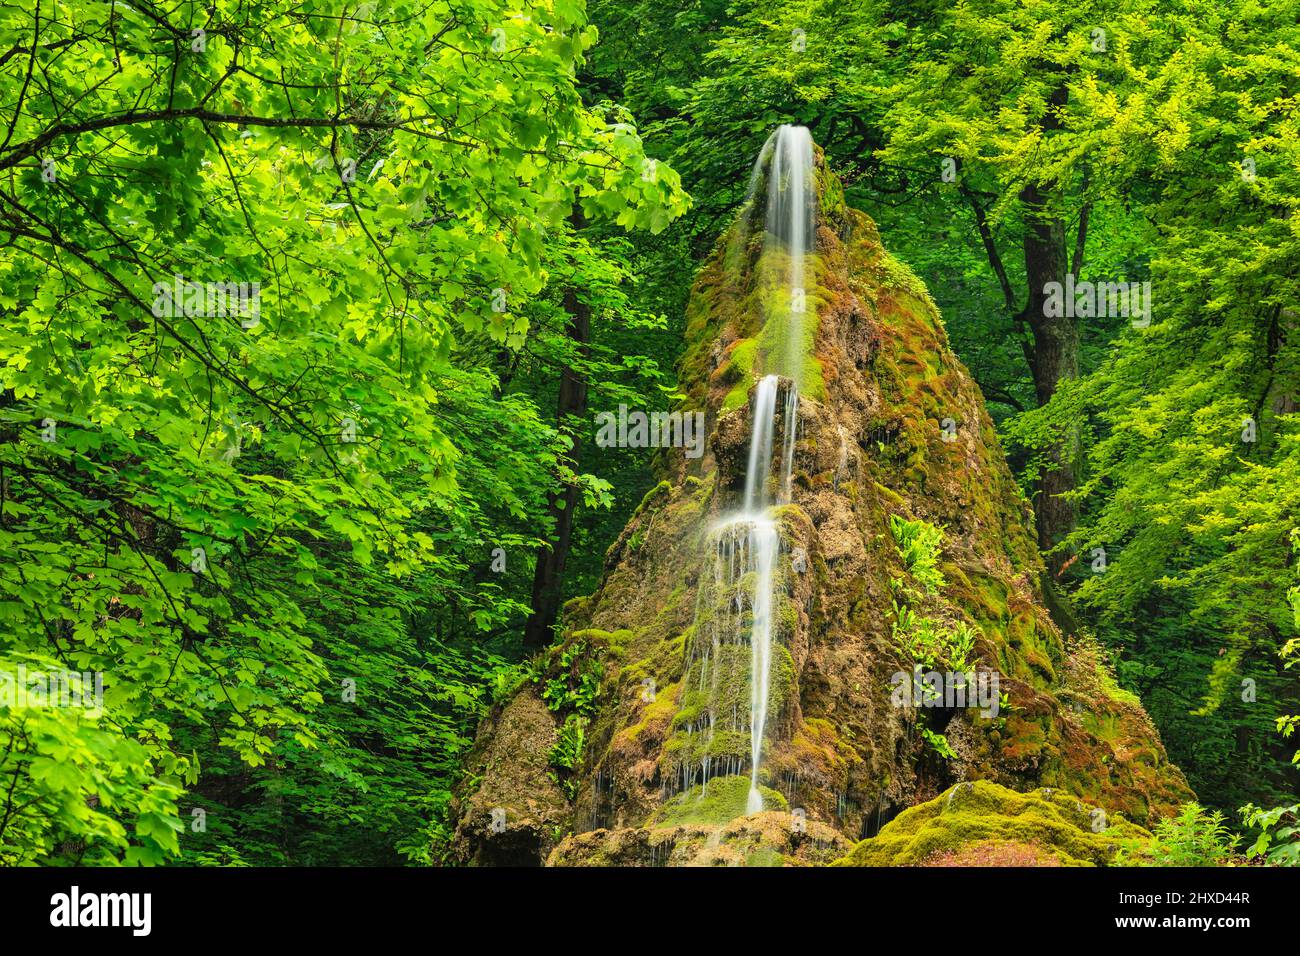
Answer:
0 0 1297 865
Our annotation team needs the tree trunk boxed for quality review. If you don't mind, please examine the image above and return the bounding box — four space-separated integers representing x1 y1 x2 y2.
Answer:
1019 179 1079 566
524 209 591 648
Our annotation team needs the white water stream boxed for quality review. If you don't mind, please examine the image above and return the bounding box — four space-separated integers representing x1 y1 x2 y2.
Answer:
731 125 814 814
679 126 814 817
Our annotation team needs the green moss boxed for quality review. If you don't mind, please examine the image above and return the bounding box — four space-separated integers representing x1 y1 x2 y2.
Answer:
632 480 673 519
833 780 1150 867
622 631 687 689
1083 710 1123 743
615 680 681 745
714 249 828 411
661 656 797 792
568 628 635 658
1097 664 1142 707
872 482 905 508
721 339 760 412
776 599 799 636
691 473 716 504
769 717 856 794
744 847 786 868
816 160 847 224
965 575 1009 620
654 775 788 827
561 594 592 624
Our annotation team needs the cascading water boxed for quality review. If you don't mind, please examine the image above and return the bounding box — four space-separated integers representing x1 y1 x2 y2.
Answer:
763 126 815 383
679 125 816 818
742 374 778 511
736 375 781 814
780 384 799 504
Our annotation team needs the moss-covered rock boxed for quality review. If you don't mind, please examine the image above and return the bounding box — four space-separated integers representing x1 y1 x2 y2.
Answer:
653 776 787 826
833 780 1151 867
451 134 1191 866
450 688 571 866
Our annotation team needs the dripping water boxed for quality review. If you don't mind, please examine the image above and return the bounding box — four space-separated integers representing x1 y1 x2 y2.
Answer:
742 375 779 511
780 382 799 504
677 125 815 819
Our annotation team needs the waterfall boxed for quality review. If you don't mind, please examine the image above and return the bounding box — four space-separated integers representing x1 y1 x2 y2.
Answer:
727 373 787 815
742 513 778 814
740 125 812 813
703 508 781 816
729 124 816 389
679 125 814 818
693 380 792 816
764 125 814 386
742 375 778 511
780 383 799 505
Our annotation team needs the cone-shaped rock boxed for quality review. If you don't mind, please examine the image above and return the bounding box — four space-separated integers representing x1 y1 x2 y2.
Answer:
451 130 1191 867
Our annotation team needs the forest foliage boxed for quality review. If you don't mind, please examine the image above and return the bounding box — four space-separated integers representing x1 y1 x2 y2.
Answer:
0 0 685 865
0 0 1297 864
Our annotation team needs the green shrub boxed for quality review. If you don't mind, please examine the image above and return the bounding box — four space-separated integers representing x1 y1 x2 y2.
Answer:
1119 803 1240 866
548 714 589 800
921 727 956 760
489 657 541 705
892 604 976 673
1241 802 1300 866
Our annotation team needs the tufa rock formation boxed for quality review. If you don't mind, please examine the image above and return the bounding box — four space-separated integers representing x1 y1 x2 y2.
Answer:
450 132 1191 867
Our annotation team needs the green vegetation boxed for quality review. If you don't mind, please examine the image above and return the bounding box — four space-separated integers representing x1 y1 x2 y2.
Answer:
1118 804 1242 867
1 0 1295 870
548 714 589 799
835 781 1149 867
889 515 947 595
541 640 603 716
654 776 787 827
1241 802 1300 867
888 517 979 693
0 0 684 866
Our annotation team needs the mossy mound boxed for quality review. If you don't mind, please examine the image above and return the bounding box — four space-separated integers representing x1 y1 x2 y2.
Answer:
833 780 1150 867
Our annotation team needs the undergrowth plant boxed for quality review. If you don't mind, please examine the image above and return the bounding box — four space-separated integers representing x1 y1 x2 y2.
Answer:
1241 802 1300 866
889 515 946 594
1119 804 1241 866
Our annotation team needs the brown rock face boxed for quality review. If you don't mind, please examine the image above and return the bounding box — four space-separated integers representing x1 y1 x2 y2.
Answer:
548 811 849 867
452 144 1190 866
